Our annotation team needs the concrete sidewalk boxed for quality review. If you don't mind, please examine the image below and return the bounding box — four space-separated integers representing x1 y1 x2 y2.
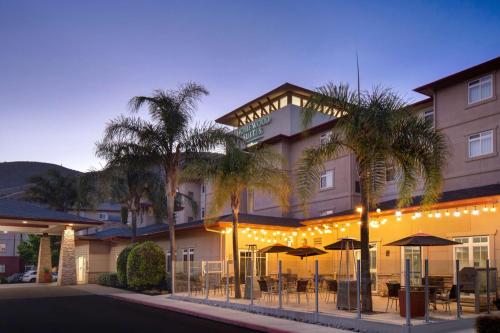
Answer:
74 284 348 333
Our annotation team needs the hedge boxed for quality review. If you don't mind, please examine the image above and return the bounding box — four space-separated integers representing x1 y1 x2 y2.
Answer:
476 316 500 333
98 273 119 288
127 241 166 290
117 244 137 287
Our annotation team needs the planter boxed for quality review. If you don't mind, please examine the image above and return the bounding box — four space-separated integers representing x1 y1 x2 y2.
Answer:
399 289 425 318
43 271 52 283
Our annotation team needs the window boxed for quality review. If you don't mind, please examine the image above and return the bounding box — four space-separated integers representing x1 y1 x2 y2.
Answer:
313 237 322 247
424 109 434 126
386 164 396 182
468 74 493 104
454 236 489 270
320 170 334 189
0 243 6 253
97 212 108 221
182 248 194 273
201 185 205 193
0 264 5 273
201 208 205 218
320 210 334 217
468 130 493 158
187 216 194 223
320 131 332 145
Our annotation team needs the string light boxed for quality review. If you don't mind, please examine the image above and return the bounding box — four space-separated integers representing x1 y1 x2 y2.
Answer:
472 206 480 215
444 210 450 217
490 204 496 212
356 206 363 213
463 207 469 214
453 209 461 217
395 210 402 217
396 217 402 222
415 212 422 218
435 212 442 218
428 212 433 218
376 208 381 213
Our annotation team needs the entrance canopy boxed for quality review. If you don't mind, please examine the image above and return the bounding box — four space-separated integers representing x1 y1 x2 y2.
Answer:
0 199 102 235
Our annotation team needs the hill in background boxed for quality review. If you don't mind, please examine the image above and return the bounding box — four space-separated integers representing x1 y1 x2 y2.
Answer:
0 161 81 198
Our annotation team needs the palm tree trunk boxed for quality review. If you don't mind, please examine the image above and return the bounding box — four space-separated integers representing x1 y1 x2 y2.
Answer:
360 189 373 312
167 189 176 294
131 196 140 243
232 205 242 299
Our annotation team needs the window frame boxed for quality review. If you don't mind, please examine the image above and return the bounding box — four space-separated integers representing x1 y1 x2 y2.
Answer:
320 130 333 145
0 264 5 273
468 130 494 158
453 235 490 281
319 170 334 190
468 74 493 105
0 243 6 253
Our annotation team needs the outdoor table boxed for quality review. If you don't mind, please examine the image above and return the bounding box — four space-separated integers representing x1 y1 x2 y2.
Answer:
399 289 425 318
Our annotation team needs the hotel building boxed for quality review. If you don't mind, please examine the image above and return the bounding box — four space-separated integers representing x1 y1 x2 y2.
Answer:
75 57 500 298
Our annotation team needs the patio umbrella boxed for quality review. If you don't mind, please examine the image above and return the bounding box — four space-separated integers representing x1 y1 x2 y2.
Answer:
384 233 460 247
287 246 327 275
258 243 294 275
324 237 362 250
384 233 460 286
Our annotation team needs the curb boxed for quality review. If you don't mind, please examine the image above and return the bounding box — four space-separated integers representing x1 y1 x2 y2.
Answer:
108 294 293 333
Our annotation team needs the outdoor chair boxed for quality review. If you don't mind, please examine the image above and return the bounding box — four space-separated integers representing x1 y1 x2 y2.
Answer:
435 284 460 314
325 279 338 303
288 279 309 304
386 282 401 312
258 279 277 302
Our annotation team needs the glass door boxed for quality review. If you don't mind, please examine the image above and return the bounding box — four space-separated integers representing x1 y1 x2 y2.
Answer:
355 243 377 292
401 246 422 286
453 236 489 281
239 250 267 283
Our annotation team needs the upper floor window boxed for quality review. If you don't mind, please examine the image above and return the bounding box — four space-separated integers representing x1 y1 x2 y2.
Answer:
0 264 5 273
320 170 334 189
201 185 205 193
468 74 493 104
0 243 6 253
97 212 108 221
201 208 205 218
468 130 493 158
423 109 434 126
386 164 396 182
320 131 332 145
188 191 194 198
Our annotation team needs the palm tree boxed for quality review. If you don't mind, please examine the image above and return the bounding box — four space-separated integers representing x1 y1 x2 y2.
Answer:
183 141 291 298
100 82 230 292
96 144 161 243
296 83 448 312
25 169 96 213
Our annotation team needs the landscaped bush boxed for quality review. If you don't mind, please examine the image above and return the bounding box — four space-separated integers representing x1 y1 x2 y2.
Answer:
476 315 500 333
127 241 166 290
117 245 137 287
98 273 119 288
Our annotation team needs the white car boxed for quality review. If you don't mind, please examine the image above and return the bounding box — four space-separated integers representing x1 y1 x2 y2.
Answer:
21 270 37 283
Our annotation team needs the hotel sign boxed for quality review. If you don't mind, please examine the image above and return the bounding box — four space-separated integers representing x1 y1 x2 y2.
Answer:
235 115 271 144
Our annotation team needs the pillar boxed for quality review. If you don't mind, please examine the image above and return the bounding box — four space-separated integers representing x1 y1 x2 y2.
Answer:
57 226 76 286
36 233 52 283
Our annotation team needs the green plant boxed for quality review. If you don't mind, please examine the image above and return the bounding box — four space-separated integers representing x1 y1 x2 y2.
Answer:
127 241 166 290
100 83 231 292
0 277 7 284
297 84 448 312
117 245 136 287
97 273 119 287
183 142 291 298
476 315 500 333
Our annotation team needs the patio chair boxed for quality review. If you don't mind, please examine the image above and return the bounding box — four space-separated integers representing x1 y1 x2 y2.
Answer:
435 284 460 314
289 279 309 304
325 279 338 303
385 282 400 312
258 279 277 302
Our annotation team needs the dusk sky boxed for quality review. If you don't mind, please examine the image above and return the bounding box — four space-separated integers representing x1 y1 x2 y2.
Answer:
1 0 499 172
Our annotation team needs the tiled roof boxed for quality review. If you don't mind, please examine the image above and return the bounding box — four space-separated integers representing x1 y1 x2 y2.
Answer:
0 199 101 225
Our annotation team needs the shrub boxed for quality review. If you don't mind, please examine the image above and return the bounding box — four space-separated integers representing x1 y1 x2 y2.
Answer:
98 273 119 288
476 315 500 333
117 245 136 287
127 241 166 290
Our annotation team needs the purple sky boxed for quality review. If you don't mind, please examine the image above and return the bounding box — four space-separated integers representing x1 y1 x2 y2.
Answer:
1 0 499 172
